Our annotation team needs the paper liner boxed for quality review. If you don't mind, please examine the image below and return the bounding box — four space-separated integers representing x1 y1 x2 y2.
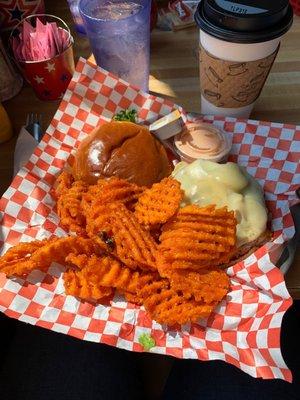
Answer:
199 45 279 108
0 58 300 382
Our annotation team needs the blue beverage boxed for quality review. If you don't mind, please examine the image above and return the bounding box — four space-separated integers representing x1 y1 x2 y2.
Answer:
79 0 151 91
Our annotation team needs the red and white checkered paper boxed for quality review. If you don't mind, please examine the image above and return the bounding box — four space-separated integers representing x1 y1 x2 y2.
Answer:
1 58 299 382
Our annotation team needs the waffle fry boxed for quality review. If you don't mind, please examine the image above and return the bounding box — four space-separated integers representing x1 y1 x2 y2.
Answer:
86 203 158 270
122 291 143 305
162 204 237 233
82 177 144 216
160 266 230 303
0 239 51 264
82 178 145 237
92 177 144 209
138 280 216 325
64 269 113 302
57 180 88 235
161 206 236 238
65 253 157 294
56 177 143 236
80 180 107 215
134 177 183 228
159 205 237 270
0 167 237 325
52 171 74 199
0 237 101 277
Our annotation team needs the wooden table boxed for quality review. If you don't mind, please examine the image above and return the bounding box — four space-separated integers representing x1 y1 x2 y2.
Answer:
1 3 299 297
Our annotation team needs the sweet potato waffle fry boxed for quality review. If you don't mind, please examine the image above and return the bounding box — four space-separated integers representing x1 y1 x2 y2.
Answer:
57 180 88 235
86 202 158 271
160 267 230 303
82 178 145 238
0 237 101 277
65 253 157 294
55 175 144 236
80 181 107 216
52 171 74 199
134 177 183 228
122 291 144 305
91 177 144 209
64 269 113 302
82 177 144 215
138 280 216 325
159 205 237 270
0 176 236 325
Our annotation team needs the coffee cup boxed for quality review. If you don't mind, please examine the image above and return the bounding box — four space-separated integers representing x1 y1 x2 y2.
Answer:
195 0 293 118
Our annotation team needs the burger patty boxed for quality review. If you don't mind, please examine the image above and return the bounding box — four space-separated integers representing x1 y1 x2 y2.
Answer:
225 230 272 267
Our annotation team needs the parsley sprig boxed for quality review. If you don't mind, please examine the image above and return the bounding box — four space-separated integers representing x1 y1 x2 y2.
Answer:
113 109 137 123
138 333 156 351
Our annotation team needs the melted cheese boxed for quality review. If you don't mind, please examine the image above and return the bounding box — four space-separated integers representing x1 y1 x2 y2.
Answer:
172 159 268 246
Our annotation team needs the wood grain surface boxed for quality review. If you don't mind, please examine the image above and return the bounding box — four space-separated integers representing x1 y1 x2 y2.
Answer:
0 3 299 297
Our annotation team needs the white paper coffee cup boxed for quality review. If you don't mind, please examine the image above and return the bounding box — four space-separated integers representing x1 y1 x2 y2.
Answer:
195 0 293 119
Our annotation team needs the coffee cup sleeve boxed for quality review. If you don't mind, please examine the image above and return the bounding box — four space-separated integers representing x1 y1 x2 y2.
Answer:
199 44 279 108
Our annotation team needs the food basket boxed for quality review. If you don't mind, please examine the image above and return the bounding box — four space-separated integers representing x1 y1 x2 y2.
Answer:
0 58 299 382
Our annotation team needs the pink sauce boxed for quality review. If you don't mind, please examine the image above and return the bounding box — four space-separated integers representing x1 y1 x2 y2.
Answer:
174 122 231 163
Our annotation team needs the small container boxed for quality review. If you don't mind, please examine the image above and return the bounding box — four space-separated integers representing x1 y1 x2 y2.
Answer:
174 122 232 163
149 109 183 140
10 14 75 101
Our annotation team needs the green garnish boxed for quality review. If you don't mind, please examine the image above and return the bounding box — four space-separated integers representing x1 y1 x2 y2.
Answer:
113 109 137 123
138 333 156 351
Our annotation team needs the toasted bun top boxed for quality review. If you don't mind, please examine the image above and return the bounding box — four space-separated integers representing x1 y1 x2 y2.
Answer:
72 121 172 186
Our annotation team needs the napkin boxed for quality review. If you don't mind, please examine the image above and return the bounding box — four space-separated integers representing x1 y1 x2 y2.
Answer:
13 127 38 177
11 18 70 62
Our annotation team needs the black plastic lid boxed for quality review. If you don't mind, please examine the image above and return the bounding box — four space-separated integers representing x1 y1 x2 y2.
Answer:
195 0 293 43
